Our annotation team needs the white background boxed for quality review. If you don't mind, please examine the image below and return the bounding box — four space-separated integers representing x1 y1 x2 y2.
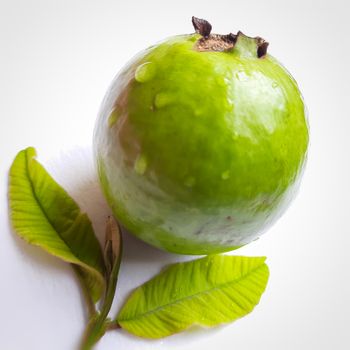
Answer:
1 0 350 349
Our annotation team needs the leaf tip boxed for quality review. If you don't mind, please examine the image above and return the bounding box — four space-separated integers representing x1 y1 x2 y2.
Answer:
21 146 37 159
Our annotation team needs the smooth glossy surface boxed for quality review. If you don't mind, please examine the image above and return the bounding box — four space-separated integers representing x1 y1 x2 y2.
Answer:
94 34 309 254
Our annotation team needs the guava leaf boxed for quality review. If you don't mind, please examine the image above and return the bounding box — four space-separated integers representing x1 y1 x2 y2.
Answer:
117 255 269 338
8 147 106 302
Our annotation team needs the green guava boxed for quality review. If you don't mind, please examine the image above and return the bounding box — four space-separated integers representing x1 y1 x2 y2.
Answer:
94 17 309 255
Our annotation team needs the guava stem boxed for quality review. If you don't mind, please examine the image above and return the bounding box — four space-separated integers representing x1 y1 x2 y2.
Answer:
192 16 212 38
106 321 121 330
191 16 269 58
257 41 269 58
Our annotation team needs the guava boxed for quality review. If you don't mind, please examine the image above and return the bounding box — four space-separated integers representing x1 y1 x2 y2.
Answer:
94 17 309 255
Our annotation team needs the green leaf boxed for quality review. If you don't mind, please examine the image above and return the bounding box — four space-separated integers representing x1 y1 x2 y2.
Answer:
117 255 269 338
8 147 106 302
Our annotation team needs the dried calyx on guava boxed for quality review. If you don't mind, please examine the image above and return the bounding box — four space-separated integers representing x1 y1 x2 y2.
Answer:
94 17 309 255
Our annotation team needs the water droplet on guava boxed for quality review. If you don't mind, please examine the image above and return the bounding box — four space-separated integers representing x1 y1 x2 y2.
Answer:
135 62 155 83
221 170 230 180
154 92 173 109
108 106 122 128
134 154 148 175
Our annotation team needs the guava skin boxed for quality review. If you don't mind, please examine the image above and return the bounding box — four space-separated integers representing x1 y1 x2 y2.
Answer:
94 33 309 255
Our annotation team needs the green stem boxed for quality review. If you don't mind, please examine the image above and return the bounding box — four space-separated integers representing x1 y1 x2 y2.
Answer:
105 320 121 330
80 243 123 350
